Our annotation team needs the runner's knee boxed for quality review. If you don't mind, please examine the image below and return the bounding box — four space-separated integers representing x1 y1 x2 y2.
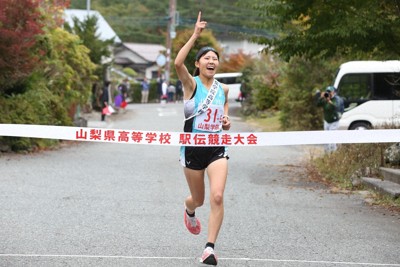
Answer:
192 198 205 208
210 192 223 206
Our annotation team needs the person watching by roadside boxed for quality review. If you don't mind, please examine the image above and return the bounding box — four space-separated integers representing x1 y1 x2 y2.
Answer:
316 85 344 152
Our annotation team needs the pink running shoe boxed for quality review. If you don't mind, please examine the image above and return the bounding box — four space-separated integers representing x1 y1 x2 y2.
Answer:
200 247 217 265
184 209 201 235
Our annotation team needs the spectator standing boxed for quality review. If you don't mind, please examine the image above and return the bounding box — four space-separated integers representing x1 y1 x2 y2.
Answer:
118 78 129 101
175 79 183 102
161 80 168 102
141 78 150 103
100 81 110 121
167 82 176 102
316 85 344 152
115 79 129 112
157 76 163 102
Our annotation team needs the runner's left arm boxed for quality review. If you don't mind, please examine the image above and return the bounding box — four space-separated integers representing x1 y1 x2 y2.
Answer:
222 83 230 130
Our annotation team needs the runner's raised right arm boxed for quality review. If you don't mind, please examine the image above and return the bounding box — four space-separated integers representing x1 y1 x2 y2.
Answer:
174 11 207 99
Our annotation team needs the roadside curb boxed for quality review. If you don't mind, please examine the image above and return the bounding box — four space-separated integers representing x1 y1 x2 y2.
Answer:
361 167 400 199
361 175 400 199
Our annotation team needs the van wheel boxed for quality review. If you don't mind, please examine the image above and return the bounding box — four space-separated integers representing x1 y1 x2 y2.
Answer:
349 122 371 130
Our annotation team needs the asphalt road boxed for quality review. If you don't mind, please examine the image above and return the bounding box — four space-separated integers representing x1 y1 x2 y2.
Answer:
0 102 399 267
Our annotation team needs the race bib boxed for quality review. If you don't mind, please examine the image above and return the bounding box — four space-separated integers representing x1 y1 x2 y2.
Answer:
194 105 224 132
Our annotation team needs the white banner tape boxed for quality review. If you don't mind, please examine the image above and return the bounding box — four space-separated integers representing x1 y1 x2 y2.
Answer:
0 124 399 146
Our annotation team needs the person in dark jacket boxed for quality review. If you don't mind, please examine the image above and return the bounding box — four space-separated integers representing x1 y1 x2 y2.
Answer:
101 81 110 121
316 85 343 152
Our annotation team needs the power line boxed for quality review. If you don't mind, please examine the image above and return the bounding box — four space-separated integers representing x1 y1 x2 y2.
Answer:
178 18 275 38
106 15 274 39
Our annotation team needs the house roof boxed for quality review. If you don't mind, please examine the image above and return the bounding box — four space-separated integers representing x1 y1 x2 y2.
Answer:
64 9 121 43
123 43 166 62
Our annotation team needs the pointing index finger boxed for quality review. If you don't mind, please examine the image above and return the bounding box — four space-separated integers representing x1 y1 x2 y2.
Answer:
197 11 202 22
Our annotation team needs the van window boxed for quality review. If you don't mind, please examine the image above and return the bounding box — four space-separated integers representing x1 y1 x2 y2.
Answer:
389 73 400 99
338 74 371 101
373 73 400 100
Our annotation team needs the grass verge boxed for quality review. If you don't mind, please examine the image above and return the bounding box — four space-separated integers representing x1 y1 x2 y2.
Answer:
308 143 400 212
244 111 281 132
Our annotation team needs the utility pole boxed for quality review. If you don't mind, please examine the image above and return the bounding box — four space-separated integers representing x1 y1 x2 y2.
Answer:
165 0 176 83
86 0 91 17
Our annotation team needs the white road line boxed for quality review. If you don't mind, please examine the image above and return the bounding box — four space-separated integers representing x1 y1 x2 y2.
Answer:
221 257 400 266
157 107 178 117
0 254 399 266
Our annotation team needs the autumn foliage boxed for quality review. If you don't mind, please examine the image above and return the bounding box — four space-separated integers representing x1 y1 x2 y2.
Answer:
0 0 99 151
0 0 47 93
219 49 253 73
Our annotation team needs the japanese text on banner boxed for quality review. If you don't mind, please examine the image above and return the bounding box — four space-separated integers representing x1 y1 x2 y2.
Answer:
75 129 258 146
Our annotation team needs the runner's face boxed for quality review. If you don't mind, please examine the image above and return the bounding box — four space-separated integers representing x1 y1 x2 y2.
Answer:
196 51 219 78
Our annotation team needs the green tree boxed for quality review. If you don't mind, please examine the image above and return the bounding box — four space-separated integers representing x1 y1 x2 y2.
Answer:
253 0 400 60
43 27 97 108
64 15 113 77
87 0 168 43
278 56 338 131
240 54 283 116
69 0 270 44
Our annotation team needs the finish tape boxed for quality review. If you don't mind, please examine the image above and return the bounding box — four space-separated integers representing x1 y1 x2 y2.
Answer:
0 124 399 146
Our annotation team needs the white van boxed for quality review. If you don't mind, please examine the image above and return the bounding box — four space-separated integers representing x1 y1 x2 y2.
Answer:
334 60 400 130
214 72 242 102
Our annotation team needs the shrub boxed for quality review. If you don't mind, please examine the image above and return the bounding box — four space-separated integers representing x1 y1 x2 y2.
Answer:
240 54 284 114
0 75 71 151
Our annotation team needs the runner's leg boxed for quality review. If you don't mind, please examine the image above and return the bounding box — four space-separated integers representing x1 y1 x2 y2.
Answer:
206 158 228 243
184 168 205 212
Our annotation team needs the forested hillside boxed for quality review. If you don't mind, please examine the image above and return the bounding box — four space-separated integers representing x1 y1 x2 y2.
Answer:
69 0 272 43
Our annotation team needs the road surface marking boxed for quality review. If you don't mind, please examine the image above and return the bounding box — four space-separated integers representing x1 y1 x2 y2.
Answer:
1 254 399 266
